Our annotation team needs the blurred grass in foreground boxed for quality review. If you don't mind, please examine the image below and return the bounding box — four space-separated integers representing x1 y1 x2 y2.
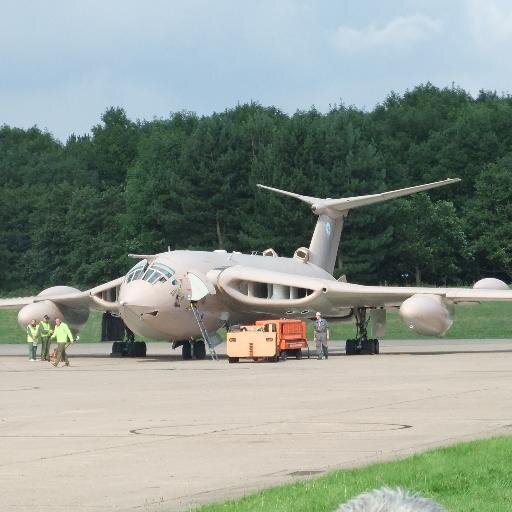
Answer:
197 436 512 512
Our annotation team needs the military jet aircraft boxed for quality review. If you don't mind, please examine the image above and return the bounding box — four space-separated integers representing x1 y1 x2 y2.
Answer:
2 178 511 359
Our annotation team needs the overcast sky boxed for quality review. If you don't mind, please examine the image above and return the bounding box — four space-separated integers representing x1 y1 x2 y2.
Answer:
1 0 511 141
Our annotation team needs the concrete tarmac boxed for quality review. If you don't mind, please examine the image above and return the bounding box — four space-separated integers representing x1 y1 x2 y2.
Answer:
1 339 512 512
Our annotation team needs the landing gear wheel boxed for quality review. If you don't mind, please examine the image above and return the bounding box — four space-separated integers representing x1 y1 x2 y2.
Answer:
182 341 192 360
346 339 359 355
128 341 147 357
228 357 239 364
346 338 379 355
111 341 124 357
111 341 146 357
363 338 379 354
346 308 381 355
137 341 147 357
193 340 206 360
361 338 373 355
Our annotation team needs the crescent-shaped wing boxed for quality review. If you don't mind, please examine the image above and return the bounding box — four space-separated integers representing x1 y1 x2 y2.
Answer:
209 265 512 317
0 277 124 312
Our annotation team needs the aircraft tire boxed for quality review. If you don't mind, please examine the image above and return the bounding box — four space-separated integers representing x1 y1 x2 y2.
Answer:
364 339 378 355
111 341 124 356
361 338 373 355
182 341 192 360
127 342 145 357
347 339 363 355
193 340 206 360
135 341 146 357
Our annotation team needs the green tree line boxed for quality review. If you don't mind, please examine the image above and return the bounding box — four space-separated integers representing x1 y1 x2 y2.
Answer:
1 83 511 293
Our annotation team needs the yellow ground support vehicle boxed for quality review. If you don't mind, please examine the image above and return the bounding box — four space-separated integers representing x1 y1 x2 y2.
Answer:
226 319 309 363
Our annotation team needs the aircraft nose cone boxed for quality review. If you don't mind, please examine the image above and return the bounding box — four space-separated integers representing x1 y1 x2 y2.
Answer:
118 280 175 340
118 280 169 317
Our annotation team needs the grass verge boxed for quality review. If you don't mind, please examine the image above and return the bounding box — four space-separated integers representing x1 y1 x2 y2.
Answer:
196 436 512 512
1 301 511 343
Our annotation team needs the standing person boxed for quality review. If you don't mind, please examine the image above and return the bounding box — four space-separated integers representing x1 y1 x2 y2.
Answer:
314 312 330 360
51 318 74 367
39 315 53 361
26 319 40 361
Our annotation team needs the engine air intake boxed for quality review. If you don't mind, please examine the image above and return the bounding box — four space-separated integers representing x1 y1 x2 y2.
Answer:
293 247 310 263
237 281 313 300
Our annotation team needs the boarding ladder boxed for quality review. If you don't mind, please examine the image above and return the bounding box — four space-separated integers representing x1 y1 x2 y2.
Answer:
190 302 218 361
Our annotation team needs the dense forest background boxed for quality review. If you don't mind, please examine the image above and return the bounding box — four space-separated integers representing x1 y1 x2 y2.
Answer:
1 83 511 293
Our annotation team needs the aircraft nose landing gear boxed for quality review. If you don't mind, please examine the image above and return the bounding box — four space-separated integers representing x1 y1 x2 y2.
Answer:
177 339 208 360
345 307 379 355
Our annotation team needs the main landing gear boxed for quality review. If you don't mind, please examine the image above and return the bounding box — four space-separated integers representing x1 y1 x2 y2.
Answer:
104 313 147 357
111 340 147 357
345 307 380 355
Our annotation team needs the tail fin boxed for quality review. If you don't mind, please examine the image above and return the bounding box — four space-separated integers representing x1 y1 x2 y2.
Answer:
257 178 460 273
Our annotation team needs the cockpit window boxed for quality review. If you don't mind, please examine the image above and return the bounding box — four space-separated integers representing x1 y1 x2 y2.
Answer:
142 262 175 284
125 259 148 283
151 263 175 279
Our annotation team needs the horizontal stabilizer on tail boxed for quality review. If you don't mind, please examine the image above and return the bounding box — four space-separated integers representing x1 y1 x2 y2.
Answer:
257 177 461 273
256 184 319 206
257 178 460 217
321 178 460 213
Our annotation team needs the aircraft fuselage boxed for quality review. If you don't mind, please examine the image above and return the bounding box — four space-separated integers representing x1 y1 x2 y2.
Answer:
118 249 336 340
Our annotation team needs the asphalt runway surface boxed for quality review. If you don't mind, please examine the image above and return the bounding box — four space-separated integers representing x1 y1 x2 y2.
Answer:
1 339 512 512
